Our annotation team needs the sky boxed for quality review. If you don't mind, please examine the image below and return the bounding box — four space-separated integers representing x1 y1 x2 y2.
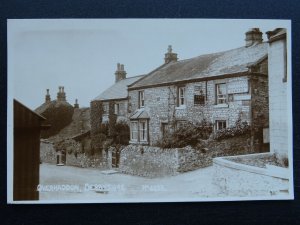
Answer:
8 19 290 109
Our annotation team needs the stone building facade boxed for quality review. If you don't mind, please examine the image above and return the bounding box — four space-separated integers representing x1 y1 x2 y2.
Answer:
127 29 269 147
90 63 144 149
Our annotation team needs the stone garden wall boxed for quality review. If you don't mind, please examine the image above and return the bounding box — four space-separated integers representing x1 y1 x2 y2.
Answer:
213 154 289 197
40 139 108 169
41 134 253 177
40 140 57 164
66 152 107 168
118 134 253 177
118 145 179 177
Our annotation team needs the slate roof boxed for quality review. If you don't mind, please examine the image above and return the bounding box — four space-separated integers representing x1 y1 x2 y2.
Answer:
93 75 145 101
130 108 150 119
129 43 268 89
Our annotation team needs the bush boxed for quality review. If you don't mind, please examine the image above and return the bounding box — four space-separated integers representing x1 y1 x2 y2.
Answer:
156 120 213 148
114 120 130 145
214 120 250 141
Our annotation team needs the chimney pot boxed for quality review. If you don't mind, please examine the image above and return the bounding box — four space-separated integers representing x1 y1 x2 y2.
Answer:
74 98 79 108
115 63 127 82
164 45 178 63
45 89 51 103
245 28 263 47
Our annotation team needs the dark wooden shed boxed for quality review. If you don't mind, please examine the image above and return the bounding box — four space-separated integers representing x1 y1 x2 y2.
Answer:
14 99 46 201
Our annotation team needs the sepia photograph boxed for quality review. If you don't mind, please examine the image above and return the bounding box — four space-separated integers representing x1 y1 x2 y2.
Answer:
7 19 293 203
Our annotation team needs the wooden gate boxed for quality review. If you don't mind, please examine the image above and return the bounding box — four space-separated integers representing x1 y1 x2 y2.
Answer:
111 148 120 168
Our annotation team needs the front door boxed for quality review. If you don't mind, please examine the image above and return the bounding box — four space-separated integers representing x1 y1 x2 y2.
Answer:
111 148 120 168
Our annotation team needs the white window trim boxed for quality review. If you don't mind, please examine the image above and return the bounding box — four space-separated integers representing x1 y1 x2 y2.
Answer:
103 103 109 115
130 119 149 144
178 86 185 106
139 120 148 142
215 120 227 131
139 91 145 108
216 83 227 105
130 121 138 142
114 103 119 115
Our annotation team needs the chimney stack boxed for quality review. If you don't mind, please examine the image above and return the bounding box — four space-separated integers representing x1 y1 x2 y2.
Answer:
57 86 66 101
74 98 79 109
45 89 51 103
245 28 263 47
115 63 127 83
164 45 178 63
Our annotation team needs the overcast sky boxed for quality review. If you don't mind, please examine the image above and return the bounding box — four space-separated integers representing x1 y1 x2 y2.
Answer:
8 19 290 109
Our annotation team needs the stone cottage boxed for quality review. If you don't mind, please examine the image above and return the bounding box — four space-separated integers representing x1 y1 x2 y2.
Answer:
90 64 145 148
127 28 269 146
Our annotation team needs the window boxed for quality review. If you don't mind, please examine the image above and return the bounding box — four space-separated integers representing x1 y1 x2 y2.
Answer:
194 90 205 105
103 103 109 114
216 120 226 131
216 83 227 104
130 121 138 141
138 91 145 108
139 120 148 141
176 120 186 130
114 103 119 115
178 86 185 106
130 120 148 143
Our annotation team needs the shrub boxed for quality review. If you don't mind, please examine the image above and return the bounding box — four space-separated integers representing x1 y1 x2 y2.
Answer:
214 120 250 141
114 120 130 145
156 120 213 148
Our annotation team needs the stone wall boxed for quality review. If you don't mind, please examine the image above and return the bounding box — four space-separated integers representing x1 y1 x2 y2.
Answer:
40 140 57 164
119 145 179 177
66 152 107 168
118 134 253 177
213 155 289 197
40 139 109 169
251 74 269 152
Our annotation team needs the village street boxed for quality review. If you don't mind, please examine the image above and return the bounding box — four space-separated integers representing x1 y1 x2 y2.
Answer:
39 163 222 202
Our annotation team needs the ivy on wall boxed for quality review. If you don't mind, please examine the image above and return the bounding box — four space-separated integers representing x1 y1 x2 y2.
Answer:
41 103 74 138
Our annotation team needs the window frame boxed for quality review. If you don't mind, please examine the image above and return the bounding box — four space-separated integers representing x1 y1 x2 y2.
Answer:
114 103 120 115
177 86 186 107
138 90 145 108
139 120 148 142
215 120 227 131
103 103 109 115
130 121 138 142
216 83 227 105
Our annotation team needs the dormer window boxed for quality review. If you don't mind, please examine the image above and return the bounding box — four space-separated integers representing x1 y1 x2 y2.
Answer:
138 91 145 108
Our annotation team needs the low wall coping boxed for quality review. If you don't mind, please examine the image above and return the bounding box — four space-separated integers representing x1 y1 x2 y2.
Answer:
213 153 289 180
